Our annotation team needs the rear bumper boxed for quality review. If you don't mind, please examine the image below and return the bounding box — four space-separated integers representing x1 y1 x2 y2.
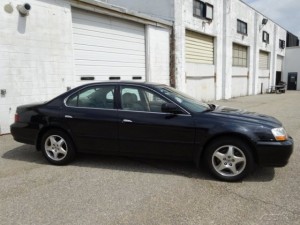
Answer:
10 123 38 145
256 138 293 167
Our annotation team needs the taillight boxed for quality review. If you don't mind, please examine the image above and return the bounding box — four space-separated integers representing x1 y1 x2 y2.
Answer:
15 113 20 122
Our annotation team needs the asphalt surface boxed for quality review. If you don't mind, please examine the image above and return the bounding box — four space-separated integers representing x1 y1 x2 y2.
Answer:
0 91 299 225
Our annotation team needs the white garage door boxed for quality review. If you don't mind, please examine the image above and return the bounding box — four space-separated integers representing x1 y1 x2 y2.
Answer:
72 8 146 83
259 51 269 70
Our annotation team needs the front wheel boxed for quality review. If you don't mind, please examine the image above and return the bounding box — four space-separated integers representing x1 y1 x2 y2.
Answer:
41 129 76 165
204 138 254 181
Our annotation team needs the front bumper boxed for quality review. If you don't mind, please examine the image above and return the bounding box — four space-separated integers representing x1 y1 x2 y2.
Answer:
256 137 293 167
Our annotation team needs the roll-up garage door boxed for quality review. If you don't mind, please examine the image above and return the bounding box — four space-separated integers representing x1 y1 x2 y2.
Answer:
72 8 146 82
185 30 214 64
259 51 269 70
276 55 283 71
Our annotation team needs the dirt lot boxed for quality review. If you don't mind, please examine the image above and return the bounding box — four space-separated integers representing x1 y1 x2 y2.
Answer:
0 91 299 225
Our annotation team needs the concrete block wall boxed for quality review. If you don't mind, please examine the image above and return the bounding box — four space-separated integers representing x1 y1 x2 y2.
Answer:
0 0 75 134
146 25 170 85
100 0 175 21
225 0 254 98
182 0 222 101
0 0 172 134
276 27 287 56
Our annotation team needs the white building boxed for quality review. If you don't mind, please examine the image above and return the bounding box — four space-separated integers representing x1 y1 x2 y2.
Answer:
0 0 298 134
173 0 289 101
0 0 172 134
282 47 300 91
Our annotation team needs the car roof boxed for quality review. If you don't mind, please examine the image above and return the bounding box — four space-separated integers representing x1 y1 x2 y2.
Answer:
56 81 169 100
47 81 170 107
77 81 168 88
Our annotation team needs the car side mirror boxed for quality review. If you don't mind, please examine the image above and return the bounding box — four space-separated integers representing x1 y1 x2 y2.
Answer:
161 103 182 114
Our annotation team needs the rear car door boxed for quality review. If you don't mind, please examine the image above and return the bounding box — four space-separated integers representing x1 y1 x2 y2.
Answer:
63 84 119 153
118 85 196 159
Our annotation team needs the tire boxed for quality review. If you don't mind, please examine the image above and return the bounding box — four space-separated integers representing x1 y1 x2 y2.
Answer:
41 129 76 165
204 137 254 181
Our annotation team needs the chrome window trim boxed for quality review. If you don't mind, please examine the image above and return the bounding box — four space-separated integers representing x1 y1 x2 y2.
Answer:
119 84 191 115
63 105 191 116
63 84 116 110
118 109 191 117
64 105 117 111
63 83 192 115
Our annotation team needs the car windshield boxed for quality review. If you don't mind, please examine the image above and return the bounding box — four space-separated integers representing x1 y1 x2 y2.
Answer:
158 86 211 113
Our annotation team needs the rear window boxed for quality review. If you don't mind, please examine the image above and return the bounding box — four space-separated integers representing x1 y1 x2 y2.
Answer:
66 85 115 109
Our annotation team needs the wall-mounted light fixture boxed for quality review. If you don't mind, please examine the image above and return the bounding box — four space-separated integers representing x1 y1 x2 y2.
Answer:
0 89 7 97
17 3 31 16
259 18 268 31
262 18 268 25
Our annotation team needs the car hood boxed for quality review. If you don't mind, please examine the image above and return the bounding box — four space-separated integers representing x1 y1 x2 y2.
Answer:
207 105 282 127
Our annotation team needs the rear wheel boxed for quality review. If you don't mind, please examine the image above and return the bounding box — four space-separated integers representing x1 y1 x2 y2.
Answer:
41 129 76 165
204 138 254 181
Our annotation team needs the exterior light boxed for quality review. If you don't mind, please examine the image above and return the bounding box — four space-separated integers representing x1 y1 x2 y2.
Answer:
262 18 268 25
17 3 31 16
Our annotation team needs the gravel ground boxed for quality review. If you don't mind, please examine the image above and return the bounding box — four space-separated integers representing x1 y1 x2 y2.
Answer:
0 91 299 225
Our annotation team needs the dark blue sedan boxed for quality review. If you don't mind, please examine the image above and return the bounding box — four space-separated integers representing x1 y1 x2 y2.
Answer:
10 82 293 181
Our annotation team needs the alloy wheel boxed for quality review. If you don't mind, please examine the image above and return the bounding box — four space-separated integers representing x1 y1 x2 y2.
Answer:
212 145 246 177
44 135 68 161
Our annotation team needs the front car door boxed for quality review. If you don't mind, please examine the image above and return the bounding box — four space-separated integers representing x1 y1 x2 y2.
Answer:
118 85 196 159
63 84 119 153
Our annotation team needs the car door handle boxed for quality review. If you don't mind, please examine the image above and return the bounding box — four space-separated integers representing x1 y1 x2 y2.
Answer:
122 119 132 123
65 115 73 118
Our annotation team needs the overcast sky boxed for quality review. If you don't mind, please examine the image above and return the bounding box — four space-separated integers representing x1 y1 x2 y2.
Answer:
242 0 300 37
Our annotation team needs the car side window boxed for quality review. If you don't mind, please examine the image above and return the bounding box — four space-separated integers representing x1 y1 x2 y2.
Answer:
120 86 167 112
66 86 115 109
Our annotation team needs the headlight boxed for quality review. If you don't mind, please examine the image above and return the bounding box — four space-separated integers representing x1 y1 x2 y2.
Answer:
271 127 288 141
